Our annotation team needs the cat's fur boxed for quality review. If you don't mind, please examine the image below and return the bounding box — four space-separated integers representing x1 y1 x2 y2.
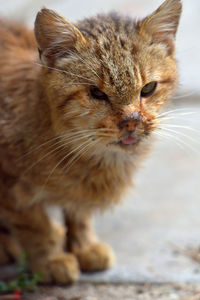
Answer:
0 0 182 283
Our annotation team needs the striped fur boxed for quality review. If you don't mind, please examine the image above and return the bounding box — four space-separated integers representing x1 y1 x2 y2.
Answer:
0 0 182 284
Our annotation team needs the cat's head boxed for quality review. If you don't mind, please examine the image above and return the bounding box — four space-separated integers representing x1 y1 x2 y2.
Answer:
34 0 182 155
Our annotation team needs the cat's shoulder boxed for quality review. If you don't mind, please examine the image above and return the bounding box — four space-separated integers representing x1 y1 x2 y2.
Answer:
0 18 36 51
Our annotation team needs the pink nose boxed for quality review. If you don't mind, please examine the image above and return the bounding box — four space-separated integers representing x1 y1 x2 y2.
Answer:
118 112 140 132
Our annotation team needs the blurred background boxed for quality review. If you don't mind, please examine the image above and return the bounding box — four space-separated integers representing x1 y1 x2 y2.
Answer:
0 0 200 283
0 0 200 94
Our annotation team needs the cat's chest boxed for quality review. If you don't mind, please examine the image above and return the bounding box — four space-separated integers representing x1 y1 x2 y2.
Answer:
46 153 135 210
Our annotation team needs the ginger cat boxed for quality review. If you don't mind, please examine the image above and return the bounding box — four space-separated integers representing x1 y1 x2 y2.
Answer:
0 0 182 283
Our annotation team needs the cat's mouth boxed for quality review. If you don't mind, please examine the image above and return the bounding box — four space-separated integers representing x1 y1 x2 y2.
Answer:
112 134 140 149
120 136 138 146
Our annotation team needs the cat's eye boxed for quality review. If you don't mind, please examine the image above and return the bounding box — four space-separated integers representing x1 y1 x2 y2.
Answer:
140 82 157 98
90 87 109 102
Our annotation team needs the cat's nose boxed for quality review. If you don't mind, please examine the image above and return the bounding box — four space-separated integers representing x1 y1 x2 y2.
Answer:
118 112 140 132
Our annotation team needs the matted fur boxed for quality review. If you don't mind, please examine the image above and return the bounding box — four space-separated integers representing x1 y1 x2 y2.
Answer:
0 0 182 283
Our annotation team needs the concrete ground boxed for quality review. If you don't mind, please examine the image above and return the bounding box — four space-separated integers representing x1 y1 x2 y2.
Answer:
24 283 200 300
1 0 200 299
93 98 200 285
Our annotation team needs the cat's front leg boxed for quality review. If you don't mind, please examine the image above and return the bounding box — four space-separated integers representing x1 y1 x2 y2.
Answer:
65 212 115 272
3 203 79 283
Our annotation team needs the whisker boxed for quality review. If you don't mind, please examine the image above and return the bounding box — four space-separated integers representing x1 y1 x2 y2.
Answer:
35 62 95 83
159 112 198 119
158 108 198 118
64 111 90 118
41 139 91 191
69 51 102 82
153 131 185 151
173 91 198 99
64 127 117 133
23 133 93 174
17 135 63 162
79 111 90 117
71 52 111 87
96 128 118 132
62 139 99 175
158 112 198 121
67 82 92 86
160 128 199 154
155 130 193 153
17 129 94 161
160 124 200 135
95 133 115 138
64 111 82 118
18 127 117 164
160 127 200 146
94 129 118 135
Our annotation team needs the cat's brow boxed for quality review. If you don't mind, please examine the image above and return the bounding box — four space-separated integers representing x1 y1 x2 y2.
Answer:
65 51 103 83
35 62 95 83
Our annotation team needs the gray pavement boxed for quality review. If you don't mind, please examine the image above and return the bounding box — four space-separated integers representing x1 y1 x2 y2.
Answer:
93 98 200 284
24 283 200 300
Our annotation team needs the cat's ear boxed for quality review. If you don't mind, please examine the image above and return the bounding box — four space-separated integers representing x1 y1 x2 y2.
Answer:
34 8 87 65
137 0 182 54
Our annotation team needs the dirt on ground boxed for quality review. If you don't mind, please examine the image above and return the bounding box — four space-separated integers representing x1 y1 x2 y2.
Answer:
23 283 200 300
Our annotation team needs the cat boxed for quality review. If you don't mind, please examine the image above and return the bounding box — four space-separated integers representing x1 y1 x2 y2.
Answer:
0 0 182 284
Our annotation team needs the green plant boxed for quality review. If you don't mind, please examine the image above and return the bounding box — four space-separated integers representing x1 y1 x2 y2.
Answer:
0 253 42 296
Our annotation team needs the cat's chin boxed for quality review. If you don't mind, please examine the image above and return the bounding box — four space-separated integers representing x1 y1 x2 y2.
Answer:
117 141 140 153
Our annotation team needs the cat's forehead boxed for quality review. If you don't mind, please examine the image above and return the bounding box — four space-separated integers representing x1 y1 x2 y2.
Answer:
77 14 142 100
99 35 141 94
77 13 136 41
76 13 168 102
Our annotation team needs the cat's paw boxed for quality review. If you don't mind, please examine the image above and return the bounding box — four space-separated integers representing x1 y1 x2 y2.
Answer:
75 242 115 272
31 253 80 284
0 233 22 265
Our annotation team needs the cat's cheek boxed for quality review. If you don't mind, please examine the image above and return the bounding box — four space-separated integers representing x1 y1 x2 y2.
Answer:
97 115 119 132
141 94 168 114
